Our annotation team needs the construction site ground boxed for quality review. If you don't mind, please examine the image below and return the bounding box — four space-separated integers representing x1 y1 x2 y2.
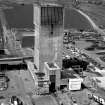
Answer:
0 70 35 105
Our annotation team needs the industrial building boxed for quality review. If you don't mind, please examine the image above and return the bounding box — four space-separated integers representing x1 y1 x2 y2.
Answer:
34 3 64 71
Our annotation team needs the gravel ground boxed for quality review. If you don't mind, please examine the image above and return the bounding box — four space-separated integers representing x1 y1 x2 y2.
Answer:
0 70 35 104
32 95 58 105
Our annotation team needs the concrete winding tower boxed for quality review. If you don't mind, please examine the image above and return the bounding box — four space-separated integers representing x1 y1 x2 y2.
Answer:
34 3 64 72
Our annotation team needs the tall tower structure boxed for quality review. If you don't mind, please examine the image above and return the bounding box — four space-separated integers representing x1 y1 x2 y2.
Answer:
34 3 64 72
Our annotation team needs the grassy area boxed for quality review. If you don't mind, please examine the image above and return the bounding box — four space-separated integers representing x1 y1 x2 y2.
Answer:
79 2 105 29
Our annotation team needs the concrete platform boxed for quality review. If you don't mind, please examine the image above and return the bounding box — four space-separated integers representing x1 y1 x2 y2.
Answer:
32 95 58 105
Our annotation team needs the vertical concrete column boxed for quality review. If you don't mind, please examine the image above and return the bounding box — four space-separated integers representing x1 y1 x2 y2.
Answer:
34 4 41 70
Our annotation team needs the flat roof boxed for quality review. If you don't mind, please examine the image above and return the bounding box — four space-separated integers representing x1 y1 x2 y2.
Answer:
61 70 77 79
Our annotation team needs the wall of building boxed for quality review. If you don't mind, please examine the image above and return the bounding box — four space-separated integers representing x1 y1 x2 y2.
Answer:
39 25 63 72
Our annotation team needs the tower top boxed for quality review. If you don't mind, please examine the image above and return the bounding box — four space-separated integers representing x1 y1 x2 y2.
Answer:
40 2 63 7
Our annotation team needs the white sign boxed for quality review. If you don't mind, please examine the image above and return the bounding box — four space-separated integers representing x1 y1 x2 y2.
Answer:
69 78 83 90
